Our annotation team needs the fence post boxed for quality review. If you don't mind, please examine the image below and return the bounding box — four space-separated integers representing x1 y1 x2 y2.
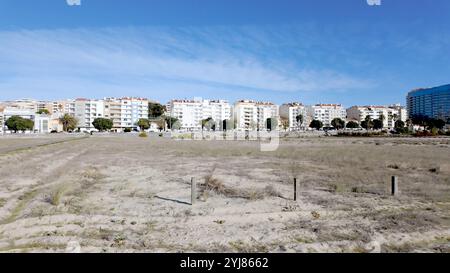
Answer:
391 176 398 196
191 177 196 205
294 178 298 201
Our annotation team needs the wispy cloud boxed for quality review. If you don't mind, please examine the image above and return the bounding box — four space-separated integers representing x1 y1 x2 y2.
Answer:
0 26 373 102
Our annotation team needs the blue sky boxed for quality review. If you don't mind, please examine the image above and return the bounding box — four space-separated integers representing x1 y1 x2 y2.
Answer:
0 0 449 106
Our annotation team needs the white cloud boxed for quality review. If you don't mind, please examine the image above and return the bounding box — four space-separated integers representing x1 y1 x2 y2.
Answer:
0 26 373 100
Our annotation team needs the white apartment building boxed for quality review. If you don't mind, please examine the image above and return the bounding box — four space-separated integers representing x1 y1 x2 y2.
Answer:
202 100 232 130
0 99 54 114
388 104 408 122
234 100 279 130
104 97 150 131
256 102 279 130
169 99 231 131
234 100 258 130
279 102 309 130
119 97 149 129
346 105 408 129
307 104 347 127
74 99 105 131
52 100 76 116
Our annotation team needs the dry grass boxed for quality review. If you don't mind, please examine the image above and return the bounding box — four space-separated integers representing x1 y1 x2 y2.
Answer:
0 135 449 253
45 185 70 206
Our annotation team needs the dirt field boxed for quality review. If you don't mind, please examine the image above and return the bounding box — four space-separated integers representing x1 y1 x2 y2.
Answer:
0 134 449 253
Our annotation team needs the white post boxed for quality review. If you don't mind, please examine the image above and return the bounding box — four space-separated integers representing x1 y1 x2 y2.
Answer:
391 176 398 196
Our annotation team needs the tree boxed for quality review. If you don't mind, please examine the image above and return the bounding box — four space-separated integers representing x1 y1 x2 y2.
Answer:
411 115 446 130
331 118 345 130
92 118 113 132
373 119 384 130
201 117 215 131
136 118 150 131
164 116 179 130
266 117 278 131
59 114 78 132
395 120 405 129
36 109 50 115
280 117 289 131
5 116 34 133
346 121 359 129
309 120 323 130
429 119 446 130
296 114 304 130
394 120 408 134
155 118 165 132
148 103 166 118
361 115 374 130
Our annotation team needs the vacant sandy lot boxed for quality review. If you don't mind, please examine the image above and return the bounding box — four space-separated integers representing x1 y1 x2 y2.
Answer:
0 134 449 253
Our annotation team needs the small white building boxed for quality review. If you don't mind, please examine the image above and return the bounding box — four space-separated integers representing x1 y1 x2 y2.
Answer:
1 108 50 133
280 102 309 130
307 104 347 127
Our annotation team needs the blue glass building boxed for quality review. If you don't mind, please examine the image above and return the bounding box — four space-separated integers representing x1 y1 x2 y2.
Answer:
407 84 450 122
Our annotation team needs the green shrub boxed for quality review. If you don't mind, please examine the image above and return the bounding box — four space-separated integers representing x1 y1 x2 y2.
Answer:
139 131 148 138
124 128 132 133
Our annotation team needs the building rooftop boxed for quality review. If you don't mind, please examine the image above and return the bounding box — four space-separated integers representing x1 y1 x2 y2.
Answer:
408 84 450 96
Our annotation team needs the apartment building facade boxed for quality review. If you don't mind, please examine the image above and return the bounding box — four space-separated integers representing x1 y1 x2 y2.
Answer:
234 100 279 130
104 97 149 130
279 103 309 130
307 104 347 127
256 102 279 130
346 105 407 129
407 84 450 121
71 99 105 131
234 100 258 130
169 99 231 131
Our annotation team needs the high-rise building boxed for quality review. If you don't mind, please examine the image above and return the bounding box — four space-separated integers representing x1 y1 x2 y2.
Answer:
407 84 450 122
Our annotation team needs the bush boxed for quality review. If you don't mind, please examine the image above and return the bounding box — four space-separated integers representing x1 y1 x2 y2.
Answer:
413 131 434 137
336 131 387 137
124 128 132 133
139 131 148 138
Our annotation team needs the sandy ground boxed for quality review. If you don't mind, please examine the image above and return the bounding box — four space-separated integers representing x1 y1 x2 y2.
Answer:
0 134 449 253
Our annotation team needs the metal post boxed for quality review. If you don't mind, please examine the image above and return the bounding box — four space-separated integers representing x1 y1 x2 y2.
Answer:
294 178 298 201
191 177 196 205
391 176 398 196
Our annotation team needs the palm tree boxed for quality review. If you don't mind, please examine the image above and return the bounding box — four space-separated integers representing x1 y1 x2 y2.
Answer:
59 114 78 132
296 114 304 131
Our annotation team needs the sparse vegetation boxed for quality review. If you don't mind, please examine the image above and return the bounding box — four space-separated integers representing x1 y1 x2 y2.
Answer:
0 135 449 253
45 185 69 206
